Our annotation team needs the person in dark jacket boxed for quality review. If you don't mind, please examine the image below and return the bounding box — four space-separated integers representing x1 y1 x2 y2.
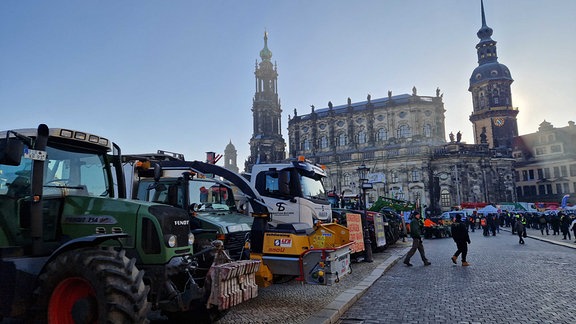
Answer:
451 216 471 266
403 211 431 267
514 215 525 244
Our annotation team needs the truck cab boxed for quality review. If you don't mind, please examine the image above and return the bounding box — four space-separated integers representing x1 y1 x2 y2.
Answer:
248 157 332 227
123 153 254 260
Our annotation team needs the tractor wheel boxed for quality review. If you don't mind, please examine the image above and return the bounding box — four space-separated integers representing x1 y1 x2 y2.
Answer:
34 247 150 324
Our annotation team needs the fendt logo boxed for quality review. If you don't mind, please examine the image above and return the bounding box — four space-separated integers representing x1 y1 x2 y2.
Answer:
174 220 189 226
276 202 286 211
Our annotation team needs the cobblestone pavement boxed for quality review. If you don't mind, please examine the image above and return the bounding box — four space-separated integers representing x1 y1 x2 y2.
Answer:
214 242 410 324
338 227 576 324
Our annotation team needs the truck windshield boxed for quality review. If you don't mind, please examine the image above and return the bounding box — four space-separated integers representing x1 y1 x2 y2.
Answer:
298 173 326 201
189 179 231 211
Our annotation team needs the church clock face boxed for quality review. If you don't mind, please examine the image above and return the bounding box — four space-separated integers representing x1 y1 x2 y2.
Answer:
494 117 505 127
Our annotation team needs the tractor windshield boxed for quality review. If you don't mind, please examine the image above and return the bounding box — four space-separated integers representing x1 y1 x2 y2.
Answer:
0 142 110 198
43 145 110 197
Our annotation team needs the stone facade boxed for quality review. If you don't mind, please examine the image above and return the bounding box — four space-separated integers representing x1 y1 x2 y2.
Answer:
513 121 576 205
287 90 515 214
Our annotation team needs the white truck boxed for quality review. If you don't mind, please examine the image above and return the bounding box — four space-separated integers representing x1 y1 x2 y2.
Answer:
246 156 333 227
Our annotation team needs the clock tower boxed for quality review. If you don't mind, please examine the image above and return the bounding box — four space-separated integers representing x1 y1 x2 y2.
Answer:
468 0 519 153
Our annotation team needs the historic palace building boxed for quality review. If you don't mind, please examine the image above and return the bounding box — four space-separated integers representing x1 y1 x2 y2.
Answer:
286 2 516 214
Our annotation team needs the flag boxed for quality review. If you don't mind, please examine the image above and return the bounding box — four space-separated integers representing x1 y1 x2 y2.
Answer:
561 194 570 209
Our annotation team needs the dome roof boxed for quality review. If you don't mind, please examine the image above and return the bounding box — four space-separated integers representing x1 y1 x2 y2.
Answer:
260 32 272 62
469 62 513 87
225 140 236 151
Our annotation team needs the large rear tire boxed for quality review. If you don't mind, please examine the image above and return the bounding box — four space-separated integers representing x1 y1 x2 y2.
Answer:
34 247 150 324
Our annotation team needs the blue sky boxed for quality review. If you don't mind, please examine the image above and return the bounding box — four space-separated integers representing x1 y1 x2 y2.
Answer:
1 1 574 167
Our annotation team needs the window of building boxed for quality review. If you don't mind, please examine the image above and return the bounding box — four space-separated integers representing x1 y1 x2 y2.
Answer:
423 124 432 137
544 168 551 178
546 184 552 195
344 174 351 188
411 169 421 182
535 147 547 155
573 182 576 193
391 171 398 183
563 183 570 193
537 168 544 180
377 128 388 142
538 185 546 195
570 164 576 177
337 133 346 147
528 169 534 180
560 165 567 177
397 125 411 138
553 166 560 178
522 170 528 181
319 136 328 149
357 130 366 144
551 145 562 153
302 138 310 151
440 189 451 207
556 183 562 194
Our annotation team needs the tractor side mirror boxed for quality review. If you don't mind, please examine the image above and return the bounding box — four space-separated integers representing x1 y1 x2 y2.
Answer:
0 138 24 166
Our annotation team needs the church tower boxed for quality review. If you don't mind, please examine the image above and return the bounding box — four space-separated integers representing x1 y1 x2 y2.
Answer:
224 140 239 173
468 0 519 154
245 32 286 172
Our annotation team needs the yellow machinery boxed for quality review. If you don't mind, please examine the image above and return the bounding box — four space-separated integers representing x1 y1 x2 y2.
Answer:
251 222 353 287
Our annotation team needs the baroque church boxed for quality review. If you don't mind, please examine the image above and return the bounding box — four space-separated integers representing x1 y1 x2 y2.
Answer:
232 1 574 213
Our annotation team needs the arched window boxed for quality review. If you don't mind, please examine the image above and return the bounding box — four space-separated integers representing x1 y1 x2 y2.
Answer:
319 136 328 149
302 138 310 151
391 171 399 183
397 125 411 138
440 189 451 207
357 130 366 144
377 128 388 141
344 173 351 187
337 133 347 147
423 124 432 137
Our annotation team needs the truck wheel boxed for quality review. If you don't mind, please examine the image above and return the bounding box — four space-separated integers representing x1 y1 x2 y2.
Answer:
34 247 150 324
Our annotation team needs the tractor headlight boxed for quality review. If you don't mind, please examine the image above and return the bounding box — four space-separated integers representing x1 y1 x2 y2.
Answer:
188 233 195 246
166 235 177 248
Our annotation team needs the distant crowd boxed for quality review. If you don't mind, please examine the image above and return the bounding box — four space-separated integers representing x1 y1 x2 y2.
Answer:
461 210 576 243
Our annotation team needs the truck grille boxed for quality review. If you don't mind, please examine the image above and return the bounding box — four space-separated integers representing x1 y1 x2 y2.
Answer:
225 231 250 259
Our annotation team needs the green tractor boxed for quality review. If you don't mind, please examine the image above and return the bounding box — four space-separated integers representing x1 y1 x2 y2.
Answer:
0 124 257 323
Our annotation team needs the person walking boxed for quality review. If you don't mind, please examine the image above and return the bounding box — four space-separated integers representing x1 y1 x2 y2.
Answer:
451 215 471 266
403 211 431 267
514 216 525 244
538 213 549 235
560 212 572 241
570 215 576 243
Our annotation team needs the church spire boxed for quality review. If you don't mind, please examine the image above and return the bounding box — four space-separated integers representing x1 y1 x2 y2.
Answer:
476 0 497 65
259 31 273 62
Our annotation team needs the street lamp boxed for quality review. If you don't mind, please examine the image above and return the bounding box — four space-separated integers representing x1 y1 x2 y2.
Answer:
357 162 373 262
